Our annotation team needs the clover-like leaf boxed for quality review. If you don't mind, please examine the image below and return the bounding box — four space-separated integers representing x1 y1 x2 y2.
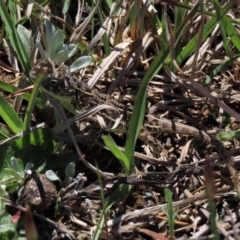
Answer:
70 56 92 73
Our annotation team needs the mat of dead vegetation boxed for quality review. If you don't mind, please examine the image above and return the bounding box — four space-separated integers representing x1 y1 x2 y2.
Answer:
1 1 240 240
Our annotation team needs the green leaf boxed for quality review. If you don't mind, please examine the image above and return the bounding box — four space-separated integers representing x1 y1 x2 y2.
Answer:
0 216 16 240
93 184 131 239
17 25 33 58
177 1 235 65
2 168 24 183
0 144 14 174
212 0 240 52
0 1 31 74
45 19 56 57
0 181 8 199
102 135 130 175
45 170 60 181
64 162 75 186
70 56 92 73
49 30 64 59
53 48 69 63
217 130 240 141
23 74 44 131
125 47 169 172
25 162 34 172
0 125 11 140
62 0 71 14
67 44 77 58
205 53 240 85
0 95 23 134
35 40 47 59
13 128 56 156
10 157 24 173
36 161 46 174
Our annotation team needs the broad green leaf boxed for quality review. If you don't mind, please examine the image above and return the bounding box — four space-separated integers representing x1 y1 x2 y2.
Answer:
70 56 92 73
64 162 75 186
53 48 69 63
46 170 60 181
62 0 71 14
55 44 68 53
14 128 56 154
0 95 23 134
67 44 77 58
49 30 64 59
45 19 56 57
17 25 33 58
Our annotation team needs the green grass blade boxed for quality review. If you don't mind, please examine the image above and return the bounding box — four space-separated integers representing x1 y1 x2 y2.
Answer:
23 74 44 131
164 188 177 239
103 0 113 10
125 47 170 171
93 162 109 240
7 0 18 24
93 184 131 239
177 1 234 66
97 5 110 56
20 74 44 148
212 0 240 51
205 53 240 84
0 1 31 74
102 135 130 175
